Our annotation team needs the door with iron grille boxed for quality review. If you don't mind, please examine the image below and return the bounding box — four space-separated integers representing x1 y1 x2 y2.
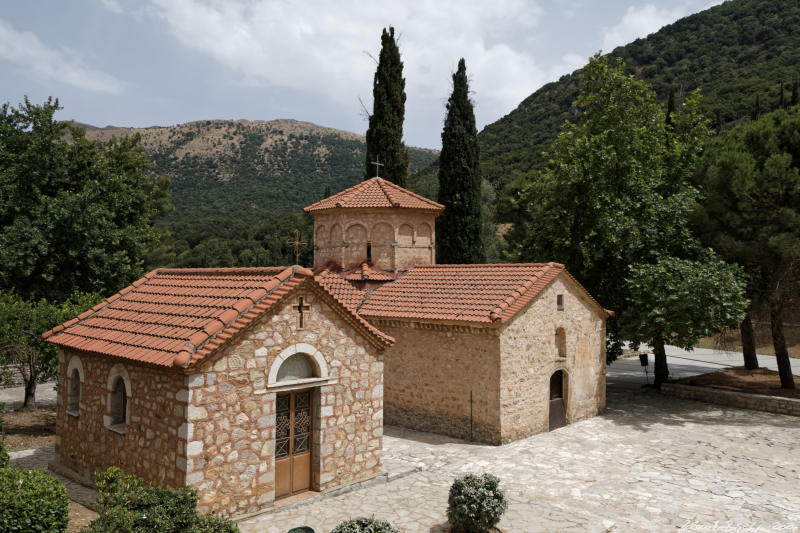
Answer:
275 390 312 498
548 370 567 431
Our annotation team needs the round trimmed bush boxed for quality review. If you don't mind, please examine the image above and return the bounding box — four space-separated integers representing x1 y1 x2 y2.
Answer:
447 473 507 533
330 516 400 533
0 468 70 533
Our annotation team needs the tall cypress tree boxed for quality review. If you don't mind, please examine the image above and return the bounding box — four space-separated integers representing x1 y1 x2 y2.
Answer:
436 59 485 264
665 88 675 126
792 78 798 107
364 27 408 186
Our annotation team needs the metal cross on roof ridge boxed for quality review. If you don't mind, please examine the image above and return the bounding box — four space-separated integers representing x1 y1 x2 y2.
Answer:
372 155 384 178
286 229 307 265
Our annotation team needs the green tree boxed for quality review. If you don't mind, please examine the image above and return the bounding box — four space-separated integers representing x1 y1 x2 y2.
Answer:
0 291 102 408
364 27 408 186
509 54 747 382
623 256 748 385
694 106 800 388
437 59 485 264
0 98 171 302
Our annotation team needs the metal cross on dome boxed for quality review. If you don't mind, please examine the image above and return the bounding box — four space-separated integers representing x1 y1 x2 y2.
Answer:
372 156 384 178
286 229 307 265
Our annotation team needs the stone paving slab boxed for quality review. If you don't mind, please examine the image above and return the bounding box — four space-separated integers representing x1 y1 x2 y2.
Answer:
240 389 800 532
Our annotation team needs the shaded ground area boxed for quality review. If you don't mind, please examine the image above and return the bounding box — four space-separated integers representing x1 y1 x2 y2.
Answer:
1 406 56 451
677 366 800 399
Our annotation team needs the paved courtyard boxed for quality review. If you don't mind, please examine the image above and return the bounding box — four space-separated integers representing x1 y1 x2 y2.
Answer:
8 352 800 532
241 384 800 532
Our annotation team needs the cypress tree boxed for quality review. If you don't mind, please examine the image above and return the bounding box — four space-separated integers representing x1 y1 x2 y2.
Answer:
780 80 785 109
665 88 675 126
751 94 760 121
436 59 485 264
792 78 798 107
323 184 331 199
364 27 408 186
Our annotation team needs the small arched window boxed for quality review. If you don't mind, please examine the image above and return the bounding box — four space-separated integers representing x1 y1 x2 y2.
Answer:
68 368 81 414
110 377 127 426
555 328 567 358
276 353 316 382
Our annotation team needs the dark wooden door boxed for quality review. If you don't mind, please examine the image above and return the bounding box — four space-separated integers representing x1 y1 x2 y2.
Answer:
275 390 312 499
549 371 567 431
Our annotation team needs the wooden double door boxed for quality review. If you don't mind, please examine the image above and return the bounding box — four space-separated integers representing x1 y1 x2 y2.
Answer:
275 390 312 499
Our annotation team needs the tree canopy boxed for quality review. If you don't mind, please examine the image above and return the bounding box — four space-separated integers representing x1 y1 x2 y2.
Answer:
364 27 408 186
694 105 800 388
0 98 171 302
437 59 485 264
509 54 747 383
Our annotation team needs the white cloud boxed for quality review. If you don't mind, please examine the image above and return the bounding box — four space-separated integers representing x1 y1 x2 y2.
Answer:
146 0 571 139
98 0 123 14
602 4 688 52
0 18 125 94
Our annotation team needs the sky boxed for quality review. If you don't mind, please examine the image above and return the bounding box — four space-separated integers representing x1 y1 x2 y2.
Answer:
1 0 722 149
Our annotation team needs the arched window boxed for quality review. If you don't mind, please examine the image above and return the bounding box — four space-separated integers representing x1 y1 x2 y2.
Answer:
68 368 81 414
555 328 567 358
105 364 131 432
111 378 127 426
66 356 84 416
276 353 316 382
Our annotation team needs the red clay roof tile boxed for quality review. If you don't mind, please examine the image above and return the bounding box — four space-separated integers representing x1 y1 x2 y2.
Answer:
43 265 392 367
359 263 609 324
304 177 444 214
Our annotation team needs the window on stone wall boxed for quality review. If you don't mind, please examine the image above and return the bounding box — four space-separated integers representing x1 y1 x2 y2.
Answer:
366 242 372 263
110 377 127 426
68 368 81 414
555 328 567 358
557 294 564 311
277 353 315 381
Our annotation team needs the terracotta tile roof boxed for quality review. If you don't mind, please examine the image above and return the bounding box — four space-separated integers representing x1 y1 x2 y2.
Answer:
304 177 444 214
313 269 395 346
316 269 368 311
359 263 610 324
43 266 392 367
341 262 397 282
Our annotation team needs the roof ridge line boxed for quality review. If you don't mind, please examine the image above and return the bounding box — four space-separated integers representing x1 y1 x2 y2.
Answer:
379 177 444 208
178 266 298 367
377 177 399 207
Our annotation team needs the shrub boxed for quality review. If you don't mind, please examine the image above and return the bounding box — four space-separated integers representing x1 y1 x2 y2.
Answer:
86 467 240 533
0 436 9 468
330 516 400 533
0 467 70 533
194 514 240 533
447 473 507 533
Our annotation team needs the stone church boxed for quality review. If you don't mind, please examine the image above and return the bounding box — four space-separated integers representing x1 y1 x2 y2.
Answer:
44 177 610 517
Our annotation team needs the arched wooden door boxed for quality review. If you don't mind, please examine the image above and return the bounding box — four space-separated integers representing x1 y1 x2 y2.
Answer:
275 389 312 499
549 371 567 431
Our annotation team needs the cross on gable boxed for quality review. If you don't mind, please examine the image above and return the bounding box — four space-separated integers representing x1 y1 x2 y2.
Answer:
296 296 311 329
286 229 308 265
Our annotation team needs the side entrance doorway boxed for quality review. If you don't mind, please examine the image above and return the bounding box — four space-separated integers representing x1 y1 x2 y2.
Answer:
549 370 567 431
275 389 312 499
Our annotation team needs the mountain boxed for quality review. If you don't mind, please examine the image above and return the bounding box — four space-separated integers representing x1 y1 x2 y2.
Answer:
82 119 438 238
477 0 800 203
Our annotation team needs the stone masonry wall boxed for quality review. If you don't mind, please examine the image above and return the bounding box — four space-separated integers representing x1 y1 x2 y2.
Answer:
54 349 188 488
376 321 502 444
312 208 437 270
184 286 384 517
499 274 607 443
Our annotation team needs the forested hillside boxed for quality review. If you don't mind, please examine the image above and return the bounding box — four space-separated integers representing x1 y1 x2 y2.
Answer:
82 119 437 267
478 0 800 203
